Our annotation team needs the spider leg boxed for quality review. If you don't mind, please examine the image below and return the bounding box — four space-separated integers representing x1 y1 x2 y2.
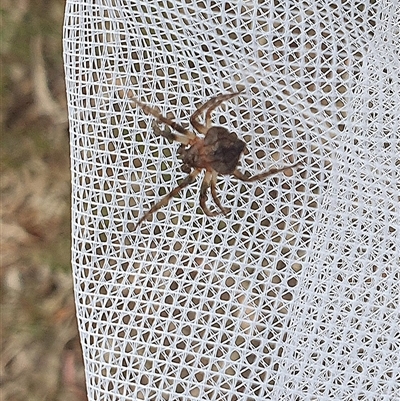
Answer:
131 97 196 144
133 169 201 230
210 170 229 214
190 91 243 135
204 92 243 131
152 121 190 145
233 162 301 182
199 171 219 216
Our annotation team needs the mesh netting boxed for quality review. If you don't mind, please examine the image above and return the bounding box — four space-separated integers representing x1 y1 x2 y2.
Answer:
63 1 400 400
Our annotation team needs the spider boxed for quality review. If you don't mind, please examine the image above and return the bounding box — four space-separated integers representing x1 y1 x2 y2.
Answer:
132 91 300 229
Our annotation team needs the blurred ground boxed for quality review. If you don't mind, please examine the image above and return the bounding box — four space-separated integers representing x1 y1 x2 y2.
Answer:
1 0 87 399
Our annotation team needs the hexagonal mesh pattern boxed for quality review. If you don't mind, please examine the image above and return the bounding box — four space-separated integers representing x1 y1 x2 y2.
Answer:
63 1 400 400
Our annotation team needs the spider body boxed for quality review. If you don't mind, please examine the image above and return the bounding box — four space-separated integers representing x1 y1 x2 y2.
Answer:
179 127 246 175
132 92 300 229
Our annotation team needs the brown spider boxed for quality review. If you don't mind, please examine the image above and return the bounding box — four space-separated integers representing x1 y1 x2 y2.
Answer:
132 92 300 229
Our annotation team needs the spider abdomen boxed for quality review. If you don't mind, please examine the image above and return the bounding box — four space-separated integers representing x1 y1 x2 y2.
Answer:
180 127 245 174
203 127 246 174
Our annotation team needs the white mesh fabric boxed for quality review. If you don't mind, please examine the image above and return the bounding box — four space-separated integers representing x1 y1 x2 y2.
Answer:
63 1 400 400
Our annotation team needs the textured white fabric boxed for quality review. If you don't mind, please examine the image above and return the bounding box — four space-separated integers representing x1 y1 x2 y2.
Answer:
64 1 400 400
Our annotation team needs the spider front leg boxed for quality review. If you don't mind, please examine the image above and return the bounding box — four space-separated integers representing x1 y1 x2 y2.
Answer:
152 121 190 145
132 97 196 145
190 91 243 134
133 169 201 230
